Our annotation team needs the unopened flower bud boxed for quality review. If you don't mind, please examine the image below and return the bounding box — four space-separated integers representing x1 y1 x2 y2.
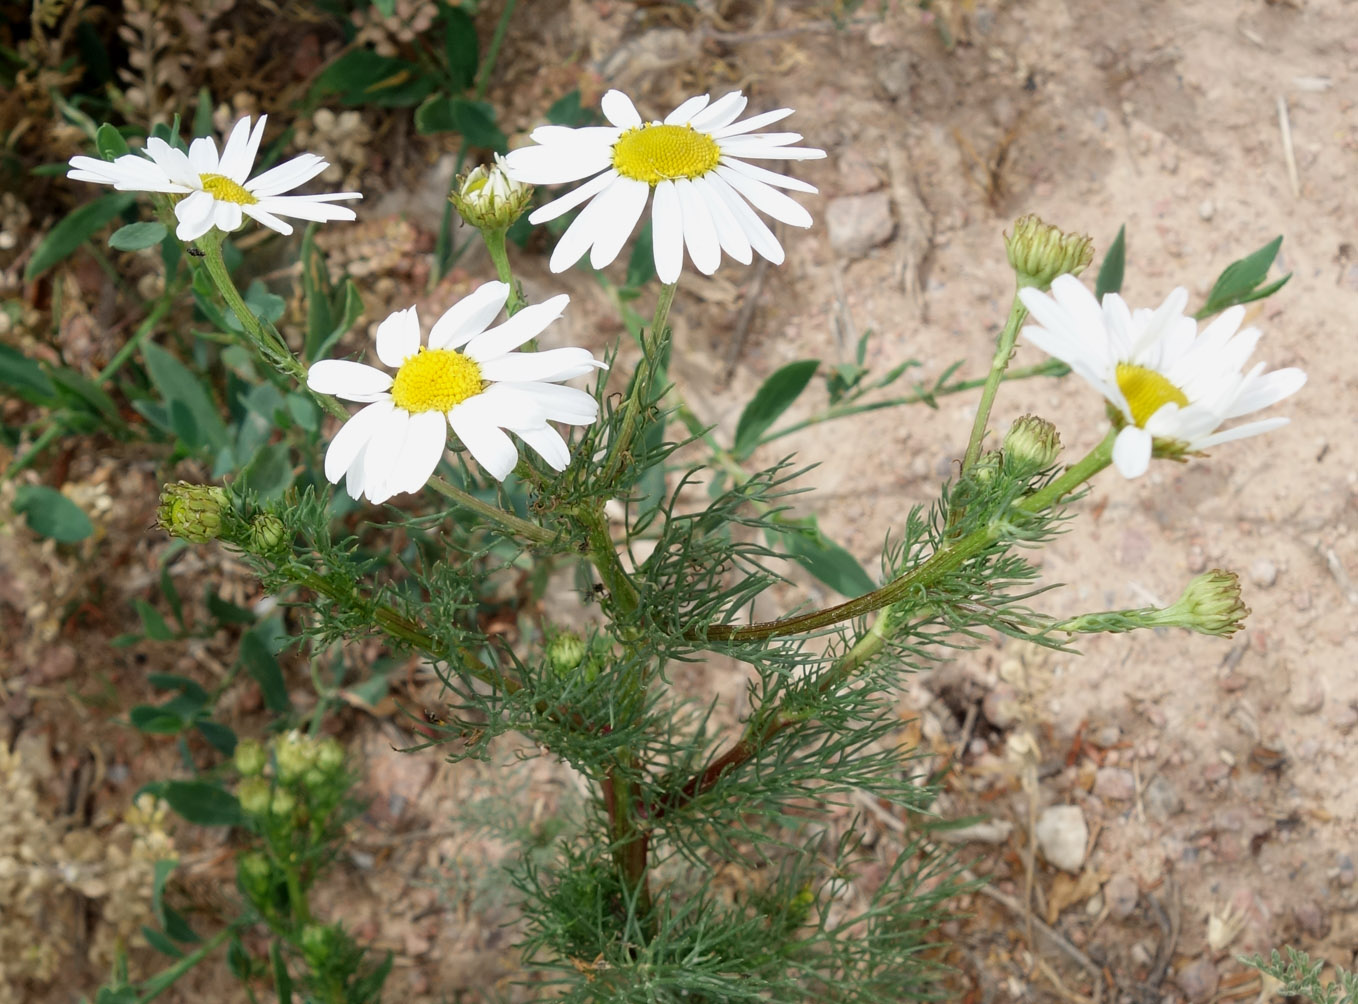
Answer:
301 924 342 970
274 730 315 782
234 738 268 777
248 513 287 555
450 154 533 232
156 482 230 543
1006 215 1093 288
269 788 296 819
546 631 587 675
237 776 271 816
1003 414 1062 473
1157 569 1250 637
315 737 344 774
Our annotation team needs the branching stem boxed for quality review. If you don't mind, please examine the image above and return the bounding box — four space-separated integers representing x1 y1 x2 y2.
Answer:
961 290 1029 474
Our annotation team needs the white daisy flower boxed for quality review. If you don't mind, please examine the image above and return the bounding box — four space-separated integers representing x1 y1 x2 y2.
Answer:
503 89 826 283
67 114 362 242
1019 275 1306 478
307 281 604 503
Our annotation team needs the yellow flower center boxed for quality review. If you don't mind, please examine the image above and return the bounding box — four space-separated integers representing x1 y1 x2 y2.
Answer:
612 124 721 186
199 172 258 205
390 348 484 414
1115 363 1189 427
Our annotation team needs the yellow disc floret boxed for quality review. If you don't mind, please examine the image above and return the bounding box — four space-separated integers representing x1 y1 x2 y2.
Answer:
612 124 722 186
1116 363 1189 427
391 348 484 414
199 173 259 205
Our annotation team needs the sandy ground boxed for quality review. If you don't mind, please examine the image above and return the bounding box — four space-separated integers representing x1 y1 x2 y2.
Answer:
6 2 1357 1002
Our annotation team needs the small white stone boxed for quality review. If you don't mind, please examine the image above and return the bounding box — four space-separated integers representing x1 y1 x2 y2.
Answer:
1198 199 1215 220
1250 558 1278 588
1035 804 1088 873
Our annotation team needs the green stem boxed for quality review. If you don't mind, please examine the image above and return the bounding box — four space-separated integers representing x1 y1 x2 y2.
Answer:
701 429 1117 643
600 282 676 486
473 0 517 101
426 475 557 546
482 228 524 315
3 424 61 479
97 295 175 383
575 502 640 618
762 359 1067 447
197 234 347 421
135 922 240 1002
961 291 1030 474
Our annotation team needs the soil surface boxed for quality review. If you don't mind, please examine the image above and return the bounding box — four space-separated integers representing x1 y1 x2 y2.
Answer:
5 2 1357 1002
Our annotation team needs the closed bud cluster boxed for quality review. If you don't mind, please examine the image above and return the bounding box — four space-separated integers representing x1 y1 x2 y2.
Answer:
234 738 268 776
1005 215 1094 289
248 513 287 555
449 154 533 232
1154 569 1250 637
237 851 272 900
237 776 271 817
546 630 587 675
274 729 316 782
1003 414 1062 474
156 482 230 543
301 923 344 971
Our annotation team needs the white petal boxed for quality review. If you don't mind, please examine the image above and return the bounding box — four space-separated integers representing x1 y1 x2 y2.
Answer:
448 397 519 480
587 177 650 269
239 205 293 236
713 107 794 137
68 154 183 192
359 407 414 503
705 172 783 264
526 125 622 146
526 170 617 225
495 381 599 425
219 115 265 182
465 294 570 360
250 194 360 222
1222 366 1306 418
187 136 219 175
689 92 747 132
213 202 244 233
651 180 684 284
714 165 812 228
601 89 643 129
1192 417 1289 449
144 139 201 187
428 281 510 350
503 143 612 185
392 410 448 495
675 178 721 275
665 93 710 125
246 154 328 197
176 189 216 226
479 347 604 383
473 383 548 430
717 140 827 162
307 359 393 401
324 400 395 484
515 423 572 471
1112 426 1152 478
692 177 751 264
375 306 422 367
718 155 818 193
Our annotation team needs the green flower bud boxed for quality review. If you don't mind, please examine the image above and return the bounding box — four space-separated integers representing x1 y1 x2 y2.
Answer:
546 631 587 675
156 482 230 543
238 851 270 884
1156 569 1250 637
449 154 533 232
237 776 271 816
315 737 345 774
269 787 296 819
233 738 268 777
274 730 315 782
248 513 287 555
1003 414 1062 473
1005 215 1094 288
300 924 341 970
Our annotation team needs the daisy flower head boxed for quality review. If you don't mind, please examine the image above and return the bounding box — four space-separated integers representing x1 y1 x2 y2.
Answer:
67 115 362 242
306 281 605 503
1018 275 1306 479
503 89 827 284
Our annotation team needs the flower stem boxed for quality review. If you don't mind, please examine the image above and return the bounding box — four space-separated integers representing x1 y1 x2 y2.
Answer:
601 282 676 486
700 428 1117 643
961 291 1030 474
426 475 557 546
481 227 524 315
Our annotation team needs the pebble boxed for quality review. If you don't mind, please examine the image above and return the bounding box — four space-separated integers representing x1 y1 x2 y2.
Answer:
826 192 895 260
982 683 1022 730
1093 766 1136 801
1294 901 1331 938
1198 199 1215 220
1175 957 1220 1003
1144 775 1184 819
1250 558 1278 588
1288 678 1325 715
1105 873 1139 919
1035 805 1088 873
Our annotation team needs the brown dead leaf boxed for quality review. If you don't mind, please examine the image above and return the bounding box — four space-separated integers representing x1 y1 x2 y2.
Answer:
1045 869 1104 925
